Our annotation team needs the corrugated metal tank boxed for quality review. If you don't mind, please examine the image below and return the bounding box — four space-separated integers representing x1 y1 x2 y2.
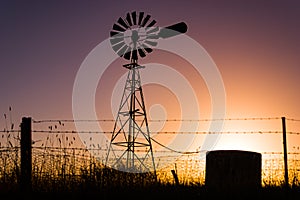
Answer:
205 150 261 193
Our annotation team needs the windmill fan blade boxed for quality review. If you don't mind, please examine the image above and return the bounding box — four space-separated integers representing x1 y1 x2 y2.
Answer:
110 37 123 46
126 12 133 26
131 11 137 25
110 31 121 37
117 17 129 29
146 26 159 35
124 47 132 60
112 42 125 53
158 21 188 39
142 44 153 53
110 31 124 38
146 19 156 28
141 14 151 27
138 12 144 25
113 23 126 32
117 45 129 57
138 48 146 57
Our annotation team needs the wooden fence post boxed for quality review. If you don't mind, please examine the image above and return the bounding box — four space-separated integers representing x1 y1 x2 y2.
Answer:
282 116 289 189
20 117 32 193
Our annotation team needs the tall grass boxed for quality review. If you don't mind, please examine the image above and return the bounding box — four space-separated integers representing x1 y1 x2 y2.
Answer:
0 146 299 192
0 127 299 199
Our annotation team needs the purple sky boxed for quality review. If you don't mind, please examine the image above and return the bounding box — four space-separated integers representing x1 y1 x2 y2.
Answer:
1 0 300 130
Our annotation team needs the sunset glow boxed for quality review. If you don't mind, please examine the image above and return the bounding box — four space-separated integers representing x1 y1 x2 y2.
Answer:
0 1 300 194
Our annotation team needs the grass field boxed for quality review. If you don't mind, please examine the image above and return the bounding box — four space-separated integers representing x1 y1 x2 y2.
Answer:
0 161 300 200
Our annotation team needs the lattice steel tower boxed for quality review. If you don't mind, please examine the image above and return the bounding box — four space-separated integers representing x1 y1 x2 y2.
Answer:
105 11 187 174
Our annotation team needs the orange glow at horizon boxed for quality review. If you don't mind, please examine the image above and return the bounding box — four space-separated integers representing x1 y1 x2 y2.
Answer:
92 47 300 156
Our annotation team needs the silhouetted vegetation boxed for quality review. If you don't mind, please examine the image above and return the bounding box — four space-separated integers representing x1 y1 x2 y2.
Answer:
1 116 300 199
0 162 300 200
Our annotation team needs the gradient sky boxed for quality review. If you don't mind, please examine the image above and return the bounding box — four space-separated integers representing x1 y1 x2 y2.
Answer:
1 0 300 152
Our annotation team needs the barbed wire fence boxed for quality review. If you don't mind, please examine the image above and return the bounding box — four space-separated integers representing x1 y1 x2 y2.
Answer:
0 116 299 191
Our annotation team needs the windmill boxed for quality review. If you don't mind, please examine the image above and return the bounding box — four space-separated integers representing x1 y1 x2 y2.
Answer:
105 11 188 175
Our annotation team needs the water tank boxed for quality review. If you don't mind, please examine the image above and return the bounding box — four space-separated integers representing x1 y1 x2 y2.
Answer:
205 150 261 193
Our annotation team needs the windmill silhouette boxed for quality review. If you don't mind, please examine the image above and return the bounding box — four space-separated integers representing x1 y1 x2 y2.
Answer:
105 11 187 174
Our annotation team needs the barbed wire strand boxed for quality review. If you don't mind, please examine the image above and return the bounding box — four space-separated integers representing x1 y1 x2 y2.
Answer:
27 130 300 135
32 117 285 123
1 130 300 135
286 118 300 122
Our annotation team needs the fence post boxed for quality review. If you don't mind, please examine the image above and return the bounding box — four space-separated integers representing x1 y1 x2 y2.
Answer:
20 117 32 193
281 116 289 189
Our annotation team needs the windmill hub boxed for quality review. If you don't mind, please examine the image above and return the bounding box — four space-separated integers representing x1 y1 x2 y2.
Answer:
131 30 139 44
